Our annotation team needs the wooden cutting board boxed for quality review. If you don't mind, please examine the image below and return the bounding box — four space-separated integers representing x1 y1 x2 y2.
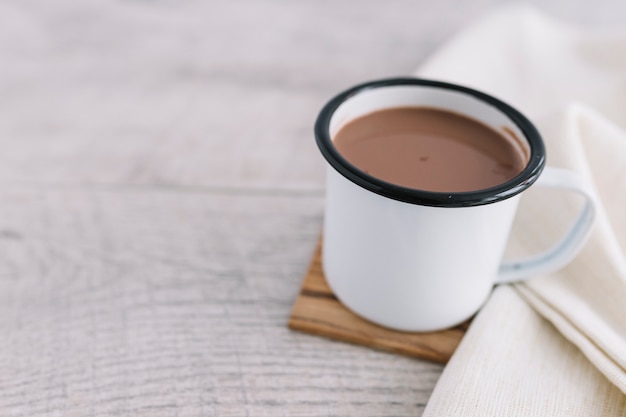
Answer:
288 239 469 364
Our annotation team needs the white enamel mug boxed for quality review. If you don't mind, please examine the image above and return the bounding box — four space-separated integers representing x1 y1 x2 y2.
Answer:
315 78 597 332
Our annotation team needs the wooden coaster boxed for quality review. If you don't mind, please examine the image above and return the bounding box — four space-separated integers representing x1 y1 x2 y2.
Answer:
288 239 469 364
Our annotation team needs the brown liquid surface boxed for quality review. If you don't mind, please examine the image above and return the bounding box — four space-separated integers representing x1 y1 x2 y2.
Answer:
333 107 527 192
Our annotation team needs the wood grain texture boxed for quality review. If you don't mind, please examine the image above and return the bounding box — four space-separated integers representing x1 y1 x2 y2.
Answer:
289 240 468 364
0 186 444 416
0 0 623 416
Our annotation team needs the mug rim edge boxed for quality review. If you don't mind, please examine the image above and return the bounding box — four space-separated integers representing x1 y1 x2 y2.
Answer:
314 77 546 208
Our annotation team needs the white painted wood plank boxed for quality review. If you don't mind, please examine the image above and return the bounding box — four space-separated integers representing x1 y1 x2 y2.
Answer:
0 0 619 189
0 186 442 416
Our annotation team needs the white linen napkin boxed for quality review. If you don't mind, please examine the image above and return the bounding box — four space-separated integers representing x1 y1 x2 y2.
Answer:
416 4 626 415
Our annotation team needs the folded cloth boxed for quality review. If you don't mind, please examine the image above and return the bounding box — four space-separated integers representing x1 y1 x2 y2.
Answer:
415 4 626 415
423 286 625 416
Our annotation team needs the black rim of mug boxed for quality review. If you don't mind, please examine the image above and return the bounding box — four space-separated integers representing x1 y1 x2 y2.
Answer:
314 77 546 207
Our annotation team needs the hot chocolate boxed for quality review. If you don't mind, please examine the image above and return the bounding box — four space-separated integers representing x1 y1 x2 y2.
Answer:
332 107 528 192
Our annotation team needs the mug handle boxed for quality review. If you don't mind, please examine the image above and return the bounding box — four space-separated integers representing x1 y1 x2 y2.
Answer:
497 166 598 284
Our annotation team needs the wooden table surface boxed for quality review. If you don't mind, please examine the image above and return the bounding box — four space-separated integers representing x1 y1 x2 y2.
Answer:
0 1 623 415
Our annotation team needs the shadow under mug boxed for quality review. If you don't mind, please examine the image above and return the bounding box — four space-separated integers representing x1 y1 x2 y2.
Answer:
315 78 597 332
